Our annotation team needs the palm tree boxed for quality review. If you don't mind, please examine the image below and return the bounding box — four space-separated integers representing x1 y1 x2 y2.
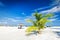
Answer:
26 12 53 34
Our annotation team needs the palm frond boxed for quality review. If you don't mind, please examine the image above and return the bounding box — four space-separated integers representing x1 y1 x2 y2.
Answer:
44 13 54 18
26 12 54 34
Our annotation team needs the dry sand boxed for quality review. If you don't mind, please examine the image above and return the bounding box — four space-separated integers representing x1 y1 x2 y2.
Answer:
0 26 60 40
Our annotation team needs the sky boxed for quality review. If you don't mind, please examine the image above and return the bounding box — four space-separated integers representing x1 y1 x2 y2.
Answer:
0 0 60 26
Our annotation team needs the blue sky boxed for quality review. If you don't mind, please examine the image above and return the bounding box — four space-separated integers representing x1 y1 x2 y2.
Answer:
0 0 60 26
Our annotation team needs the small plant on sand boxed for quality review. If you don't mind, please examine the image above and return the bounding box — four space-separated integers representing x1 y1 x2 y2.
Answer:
26 11 53 34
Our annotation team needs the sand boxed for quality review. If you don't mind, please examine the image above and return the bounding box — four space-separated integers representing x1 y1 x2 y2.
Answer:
0 26 60 40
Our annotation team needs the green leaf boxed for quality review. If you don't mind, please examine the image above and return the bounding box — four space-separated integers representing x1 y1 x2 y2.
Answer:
26 26 38 32
25 11 54 33
44 13 54 18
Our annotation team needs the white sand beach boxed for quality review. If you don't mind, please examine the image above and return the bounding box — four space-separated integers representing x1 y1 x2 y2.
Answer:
0 26 60 40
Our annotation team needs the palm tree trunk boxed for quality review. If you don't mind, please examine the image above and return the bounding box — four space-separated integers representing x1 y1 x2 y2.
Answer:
37 27 41 34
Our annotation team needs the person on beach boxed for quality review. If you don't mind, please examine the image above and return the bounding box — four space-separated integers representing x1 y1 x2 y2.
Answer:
18 24 23 29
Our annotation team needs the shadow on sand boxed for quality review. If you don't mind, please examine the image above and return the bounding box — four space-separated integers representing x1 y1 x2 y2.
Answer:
26 31 39 36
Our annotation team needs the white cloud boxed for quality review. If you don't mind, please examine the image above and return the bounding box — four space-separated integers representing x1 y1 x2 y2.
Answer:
33 7 46 11
0 15 58 26
0 21 7 24
49 19 56 21
49 18 58 21
32 0 60 14
7 18 20 22
32 6 52 11
0 17 30 26
0 17 21 26
39 6 60 13
51 0 60 7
